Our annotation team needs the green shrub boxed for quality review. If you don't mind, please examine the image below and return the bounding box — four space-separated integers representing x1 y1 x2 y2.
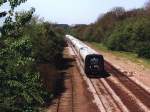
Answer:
28 22 64 64
106 21 133 51
106 17 150 58
0 36 50 112
137 46 150 58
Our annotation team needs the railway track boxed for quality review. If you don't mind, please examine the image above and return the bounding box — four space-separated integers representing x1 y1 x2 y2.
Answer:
68 42 150 112
56 65 74 112
105 61 150 111
105 61 150 104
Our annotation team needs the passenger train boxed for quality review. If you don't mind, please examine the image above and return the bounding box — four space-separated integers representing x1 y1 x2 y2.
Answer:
66 35 104 75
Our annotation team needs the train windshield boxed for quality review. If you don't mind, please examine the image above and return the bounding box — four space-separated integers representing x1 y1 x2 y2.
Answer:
89 57 100 69
90 57 99 65
85 54 104 74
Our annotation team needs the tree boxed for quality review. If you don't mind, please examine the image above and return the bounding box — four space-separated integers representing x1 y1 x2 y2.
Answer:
0 1 48 112
0 0 28 17
1 8 35 37
0 0 35 37
0 11 6 17
112 7 126 19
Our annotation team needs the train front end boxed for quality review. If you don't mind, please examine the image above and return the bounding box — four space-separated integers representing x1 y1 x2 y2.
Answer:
84 54 104 75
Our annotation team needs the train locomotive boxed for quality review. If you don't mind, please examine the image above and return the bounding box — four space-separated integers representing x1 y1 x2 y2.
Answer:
66 35 104 75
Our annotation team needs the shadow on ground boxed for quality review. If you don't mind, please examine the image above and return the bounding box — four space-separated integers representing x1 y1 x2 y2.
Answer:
38 57 75 107
87 70 111 79
53 57 75 97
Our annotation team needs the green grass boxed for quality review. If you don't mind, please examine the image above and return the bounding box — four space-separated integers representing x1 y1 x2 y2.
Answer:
90 42 150 69
90 42 108 51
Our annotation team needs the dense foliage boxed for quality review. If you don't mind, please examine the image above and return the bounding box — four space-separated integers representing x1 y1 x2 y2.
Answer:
0 36 48 112
106 17 150 57
71 2 150 58
0 1 65 112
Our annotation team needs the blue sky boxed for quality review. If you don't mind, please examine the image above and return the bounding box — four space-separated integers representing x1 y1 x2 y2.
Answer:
1 0 148 25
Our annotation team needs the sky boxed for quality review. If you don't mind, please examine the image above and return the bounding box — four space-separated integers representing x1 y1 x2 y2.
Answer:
0 0 149 25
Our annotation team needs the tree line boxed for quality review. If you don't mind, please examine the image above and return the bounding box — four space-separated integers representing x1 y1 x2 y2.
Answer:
71 1 150 58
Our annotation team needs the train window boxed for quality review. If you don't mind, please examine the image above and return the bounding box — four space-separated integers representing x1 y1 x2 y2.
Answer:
89 57 100 71
90 57 99 65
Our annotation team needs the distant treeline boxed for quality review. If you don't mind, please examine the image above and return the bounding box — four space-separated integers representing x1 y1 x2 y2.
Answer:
70 1 150 58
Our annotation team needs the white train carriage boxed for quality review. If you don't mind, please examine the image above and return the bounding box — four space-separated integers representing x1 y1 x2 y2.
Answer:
66 35 104 75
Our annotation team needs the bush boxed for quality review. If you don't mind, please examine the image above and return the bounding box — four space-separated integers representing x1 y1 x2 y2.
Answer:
106 20 133 51
0 36 50 112
137 46 150 58
28 22 65 64
106 17 150 58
